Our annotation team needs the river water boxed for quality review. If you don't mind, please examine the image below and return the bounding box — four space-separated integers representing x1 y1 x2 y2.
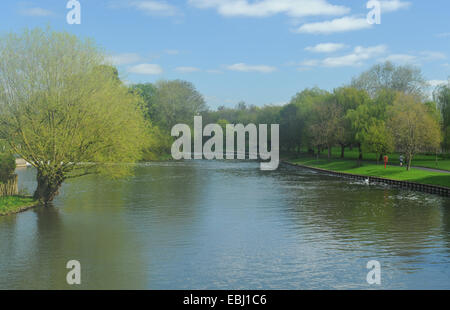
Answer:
0 161 449 289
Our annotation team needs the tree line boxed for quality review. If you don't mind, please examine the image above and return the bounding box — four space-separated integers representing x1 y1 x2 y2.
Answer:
0 28 448 204
134 62 448 171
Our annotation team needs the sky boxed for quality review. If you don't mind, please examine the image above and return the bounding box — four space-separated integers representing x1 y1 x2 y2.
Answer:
0 0 449 109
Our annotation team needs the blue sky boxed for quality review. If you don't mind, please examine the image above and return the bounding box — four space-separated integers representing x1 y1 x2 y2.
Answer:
0 0 449 109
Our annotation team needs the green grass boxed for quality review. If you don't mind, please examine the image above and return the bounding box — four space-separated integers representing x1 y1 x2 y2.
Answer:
0 196 37 216
295 147 450 171
410 157 450 171
288 156 450 188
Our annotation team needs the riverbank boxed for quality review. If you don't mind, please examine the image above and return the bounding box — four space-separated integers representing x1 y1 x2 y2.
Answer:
0 196 38 216
285 156 450 189
294 147 450 172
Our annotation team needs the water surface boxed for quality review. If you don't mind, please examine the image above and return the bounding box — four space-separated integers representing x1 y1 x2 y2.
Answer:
0 161 449 289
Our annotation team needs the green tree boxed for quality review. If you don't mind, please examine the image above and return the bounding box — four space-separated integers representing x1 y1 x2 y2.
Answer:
142 124 173 161
217 119 230 130
288 88 330 154
346 88 397 163
279 103 302 152
130 83 158 120
0 28 149 203
151 80 208 131
309 98 343 159
361 120 394 165
236 101 247 111
434 82 450 151
334 87 370 158
256 105 281 126
387 93 441 170
0 153 16 184
351 61 427 99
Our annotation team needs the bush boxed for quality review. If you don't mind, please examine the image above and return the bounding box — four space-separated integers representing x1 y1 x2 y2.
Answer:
0 153 16 183
142 125 173 161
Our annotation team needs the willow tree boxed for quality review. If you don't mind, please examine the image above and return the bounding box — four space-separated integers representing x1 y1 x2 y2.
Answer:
434 82 450 151
0 28 149 203
351 61 427 99
387 93 441 170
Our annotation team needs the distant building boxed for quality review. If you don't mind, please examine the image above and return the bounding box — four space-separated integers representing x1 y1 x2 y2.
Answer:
15 158 31 168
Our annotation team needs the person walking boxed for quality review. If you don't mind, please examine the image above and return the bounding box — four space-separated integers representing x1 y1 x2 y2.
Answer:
399 155 404 167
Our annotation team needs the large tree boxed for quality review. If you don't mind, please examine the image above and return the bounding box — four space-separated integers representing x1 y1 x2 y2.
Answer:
150 80 208 131
0 28 149 203
333 87 370 158
309 97 343 159
361 120 394 165
130 83 158 120
387 93 441 170
434 81 450 151
346 88 397 163
288 87 330 153
351 61 427 99
0 152 15 184
279 103 302 152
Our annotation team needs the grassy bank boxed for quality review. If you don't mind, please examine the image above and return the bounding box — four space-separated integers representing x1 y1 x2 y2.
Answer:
296 147 450 171
287 156 450 188
0 196 38 216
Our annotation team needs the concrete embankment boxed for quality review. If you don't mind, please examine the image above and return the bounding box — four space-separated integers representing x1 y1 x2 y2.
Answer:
283 161 450 197
15 158 30 168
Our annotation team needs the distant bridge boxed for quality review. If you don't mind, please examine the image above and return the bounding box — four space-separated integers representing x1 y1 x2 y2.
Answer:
15 158 31 168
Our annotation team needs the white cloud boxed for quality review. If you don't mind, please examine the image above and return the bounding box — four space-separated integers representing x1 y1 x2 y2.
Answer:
436 32 450 38
300 59 320 67
20 7 54 16
296 67 312 72
111 1 181 16
227 63 277 73
296 16 372 34
305 43 347 53
132 1 180 16
380 0 411 13
128 63 163 75
322 45 387 67
206 69 223 74
380 51 446 65
188 0 350 18
302 45 387 68
175 66 201 73
165 49 180 55
107 53 142 66
293 1 410 35
428 79 448 88
420 51 447 61
204 95 218 102
381 54 418 64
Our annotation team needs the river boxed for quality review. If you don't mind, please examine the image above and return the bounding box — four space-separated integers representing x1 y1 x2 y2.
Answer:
0 161 449 289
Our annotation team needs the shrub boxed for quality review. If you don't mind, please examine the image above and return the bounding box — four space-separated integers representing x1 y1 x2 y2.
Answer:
0 153 16 183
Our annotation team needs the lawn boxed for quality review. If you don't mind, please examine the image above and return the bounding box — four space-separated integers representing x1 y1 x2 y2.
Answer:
0 196 37 216
294 147 450 171
288 157 450 188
